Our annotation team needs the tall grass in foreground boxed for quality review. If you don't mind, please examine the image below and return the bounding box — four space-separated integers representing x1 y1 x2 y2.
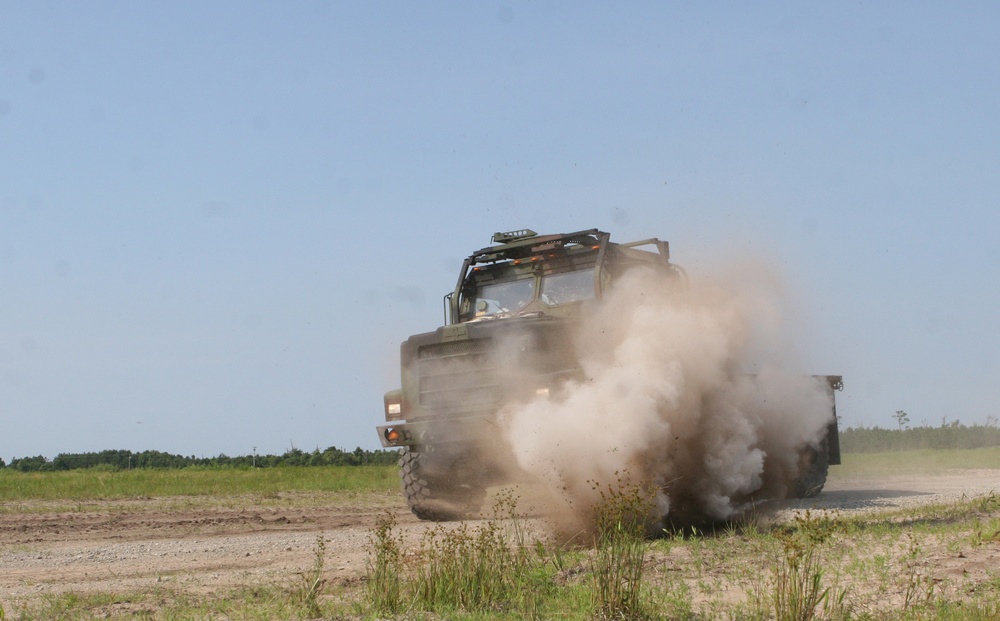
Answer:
8 491 1000 620
365 511 404 614
0 464 398 501
365 490 549 616
766 511 837 621
363 490 1000 621
296 534 327 618
412 510 533 611
363 483 661 620
589 476 655 620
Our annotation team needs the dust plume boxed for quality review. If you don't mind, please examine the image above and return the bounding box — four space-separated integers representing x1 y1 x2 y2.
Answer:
497 263 834 529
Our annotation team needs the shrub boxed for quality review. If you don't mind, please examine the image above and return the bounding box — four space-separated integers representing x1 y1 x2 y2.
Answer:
589 475 656 620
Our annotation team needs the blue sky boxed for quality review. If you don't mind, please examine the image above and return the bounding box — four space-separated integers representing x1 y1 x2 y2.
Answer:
2 2 998 460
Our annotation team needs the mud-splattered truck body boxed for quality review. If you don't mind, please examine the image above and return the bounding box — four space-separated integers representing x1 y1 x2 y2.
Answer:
377 228 842 520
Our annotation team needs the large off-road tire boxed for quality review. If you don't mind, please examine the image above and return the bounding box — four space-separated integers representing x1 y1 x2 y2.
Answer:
791 437 830 499
399 447 486 521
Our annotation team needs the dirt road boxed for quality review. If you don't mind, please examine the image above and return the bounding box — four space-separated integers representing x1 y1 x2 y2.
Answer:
1 470 997 603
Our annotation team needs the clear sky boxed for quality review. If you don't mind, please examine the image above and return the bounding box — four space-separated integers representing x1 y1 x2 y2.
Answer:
2 2 998 461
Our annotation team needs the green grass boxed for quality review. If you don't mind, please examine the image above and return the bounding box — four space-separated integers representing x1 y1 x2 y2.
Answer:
589 477 655 620
364 490 553 617
8 584 331 621
356 481 998 621
7 500 1000 621
835 446 1000 477
0 464 398 503
5 451 1000 620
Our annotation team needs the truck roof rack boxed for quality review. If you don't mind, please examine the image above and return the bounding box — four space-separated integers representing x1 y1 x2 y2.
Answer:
472 228 604 264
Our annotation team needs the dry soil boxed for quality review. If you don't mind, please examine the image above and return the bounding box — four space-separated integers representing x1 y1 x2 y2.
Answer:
0 469 997 605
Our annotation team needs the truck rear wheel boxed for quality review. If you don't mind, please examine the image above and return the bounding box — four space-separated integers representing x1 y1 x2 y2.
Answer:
791 437 830 499
399 447 486 521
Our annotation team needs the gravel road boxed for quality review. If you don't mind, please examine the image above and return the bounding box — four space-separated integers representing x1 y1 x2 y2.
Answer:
1 469 997 603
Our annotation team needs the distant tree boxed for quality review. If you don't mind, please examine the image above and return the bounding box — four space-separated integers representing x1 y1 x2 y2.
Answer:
10 455 52 472
893 410 910 430
282 447 308 466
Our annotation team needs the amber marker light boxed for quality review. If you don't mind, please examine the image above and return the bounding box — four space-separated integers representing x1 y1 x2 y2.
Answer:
384 428 400 444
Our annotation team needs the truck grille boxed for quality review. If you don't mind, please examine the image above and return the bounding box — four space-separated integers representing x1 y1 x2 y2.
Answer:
417 339 501 411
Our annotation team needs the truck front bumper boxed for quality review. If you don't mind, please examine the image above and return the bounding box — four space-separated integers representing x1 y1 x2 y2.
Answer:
376 415 500 448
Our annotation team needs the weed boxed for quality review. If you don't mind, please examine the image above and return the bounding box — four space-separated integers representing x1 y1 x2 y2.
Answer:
685 525 706 577
364 491 550 616
535 536 567 573
970 517 1000 547
901 533 935 610
822 584 850 621
413 507 533 612
971 492 1000 546
364 510 404 614
589 473 656 620
296 533 326 618
768 511 835 621
976 490 998 512
651 577 695 620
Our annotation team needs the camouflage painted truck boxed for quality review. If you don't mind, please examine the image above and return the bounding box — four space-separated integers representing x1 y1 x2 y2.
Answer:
377 228 842 520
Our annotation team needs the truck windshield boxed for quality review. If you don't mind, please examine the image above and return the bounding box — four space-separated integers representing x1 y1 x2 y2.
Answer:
468 266 596 320
540 268 595 305
474 278 534 318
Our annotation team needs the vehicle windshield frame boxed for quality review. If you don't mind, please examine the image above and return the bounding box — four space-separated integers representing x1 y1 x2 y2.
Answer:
472 277 536 318
539 266 596 306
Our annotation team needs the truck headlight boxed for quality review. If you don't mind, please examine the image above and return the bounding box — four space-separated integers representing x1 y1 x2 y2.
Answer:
384 389 404 421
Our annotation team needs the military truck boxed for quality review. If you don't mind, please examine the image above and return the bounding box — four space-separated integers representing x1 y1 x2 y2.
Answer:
377 228 842 520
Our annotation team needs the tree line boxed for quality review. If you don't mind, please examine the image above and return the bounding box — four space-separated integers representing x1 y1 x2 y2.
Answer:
840 418 1000 453
6 419 997 471
0 446 399 472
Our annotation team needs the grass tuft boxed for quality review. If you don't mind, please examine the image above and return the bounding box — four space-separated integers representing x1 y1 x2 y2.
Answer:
364 510 404 615
768 511 836 621
589 473 655 620
363 490 558 617
411 490 538 613
296 533 327 618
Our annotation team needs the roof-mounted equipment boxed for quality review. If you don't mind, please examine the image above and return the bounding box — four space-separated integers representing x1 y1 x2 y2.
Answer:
491 229 538 244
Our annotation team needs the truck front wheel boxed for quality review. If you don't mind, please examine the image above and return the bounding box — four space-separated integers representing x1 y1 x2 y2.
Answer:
399 447 486 521
791 437 830 499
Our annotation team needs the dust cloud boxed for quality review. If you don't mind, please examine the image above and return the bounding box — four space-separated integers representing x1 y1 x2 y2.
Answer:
497 264 834 530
